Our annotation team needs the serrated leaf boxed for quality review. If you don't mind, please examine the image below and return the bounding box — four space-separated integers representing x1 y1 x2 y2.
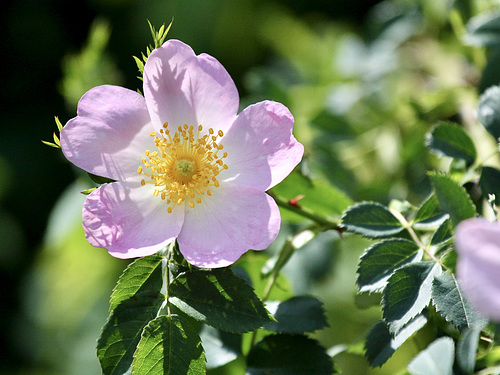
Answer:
412 194 448 229
480 166 500 205
365 314 428 368
341 202 404 238
430 218 453 246
428 173 476 226
425 122 476 164
247 334 335 375
456 326 482 375
465 12 500 47
431 273 487 332
200 325 241 370
264 296 328 334
132 314 205 375
407 337 455 375
357 239 423 293
97 291 165 375
477 85 500 140
110 255 164 311
382 261 442 335
169 269 272 333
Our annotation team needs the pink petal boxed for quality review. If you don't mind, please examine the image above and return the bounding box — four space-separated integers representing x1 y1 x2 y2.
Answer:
143 39 238 133
60 85 154 181
176 183 281 268
83 181 184 258
455 218 500 321
220 101 304 191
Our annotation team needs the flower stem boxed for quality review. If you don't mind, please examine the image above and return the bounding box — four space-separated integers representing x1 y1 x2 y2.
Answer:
270 192 340 229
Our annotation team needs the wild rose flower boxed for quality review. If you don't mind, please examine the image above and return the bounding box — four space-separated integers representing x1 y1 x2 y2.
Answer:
454 218 500 321
60 40 304 268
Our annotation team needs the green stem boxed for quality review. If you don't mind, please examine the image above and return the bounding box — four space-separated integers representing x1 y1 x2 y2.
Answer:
270 192 340 229
390 209 448 270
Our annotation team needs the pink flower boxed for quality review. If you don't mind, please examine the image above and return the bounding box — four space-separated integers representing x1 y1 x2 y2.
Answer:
60 40 303 268
454 218 500 321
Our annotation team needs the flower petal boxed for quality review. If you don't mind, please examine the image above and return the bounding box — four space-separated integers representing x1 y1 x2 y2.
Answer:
60 85 154 181
220 101 304 191
455 218 500 321
83 181 184 258
143 39 238 133
176 183 280 268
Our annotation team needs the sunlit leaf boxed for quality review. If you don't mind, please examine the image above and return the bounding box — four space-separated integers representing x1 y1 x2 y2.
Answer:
357 239 423 293
169 268 272 333
132 314 205 375
264 296 328 334
430 218 452 246
428 172 476 226
382 261 442 335
425 121 476 165
109 255 164 312
365 314 428 368
407 337 454 375
412 194 448 230
431 273 487 332
341 201 404 238
247 334 335 375
97 291 165 375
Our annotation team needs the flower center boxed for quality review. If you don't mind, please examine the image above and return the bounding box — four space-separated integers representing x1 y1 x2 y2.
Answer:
138 123 228 213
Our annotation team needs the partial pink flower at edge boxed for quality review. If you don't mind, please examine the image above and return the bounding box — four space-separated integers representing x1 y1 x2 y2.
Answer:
60 39 304 268
454 217 500 321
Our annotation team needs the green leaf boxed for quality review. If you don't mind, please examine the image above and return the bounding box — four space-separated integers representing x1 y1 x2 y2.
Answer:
357 239 423 293
430 218 453 246
428 172 476 226
341 202 404 238
365 314 428 368
431 273 487 332
412 194 448 229
272 170 353 223
456 326 482 375
247 334 335 375
110 255 164 311
199 325 241 370
97 291 165 375
480 166 500 205
477 85 500 140
132 314 205 375
425 122 476 164
169 269 273 333
382 261 442 335
465 12 500 47
264 296 328 334
407 337 455 375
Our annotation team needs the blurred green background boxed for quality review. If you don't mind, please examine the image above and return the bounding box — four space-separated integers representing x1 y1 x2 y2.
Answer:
1 0 496 374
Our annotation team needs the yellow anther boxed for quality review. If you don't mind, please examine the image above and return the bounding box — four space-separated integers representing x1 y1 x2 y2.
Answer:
138 123 228 213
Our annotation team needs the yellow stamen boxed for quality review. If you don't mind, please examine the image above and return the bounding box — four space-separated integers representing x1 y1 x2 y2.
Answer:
138 122 228 213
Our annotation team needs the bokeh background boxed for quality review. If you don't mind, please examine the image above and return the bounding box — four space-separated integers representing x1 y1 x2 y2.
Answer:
1 0 496 374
